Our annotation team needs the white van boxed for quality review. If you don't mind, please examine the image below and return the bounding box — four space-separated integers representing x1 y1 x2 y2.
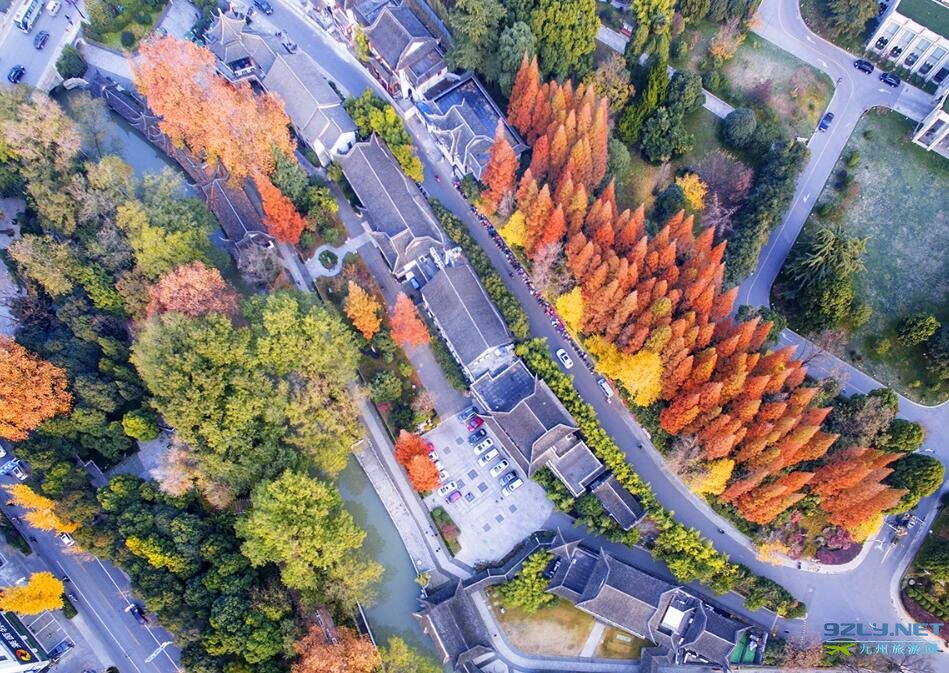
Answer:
46 0 61 16
597 378 614 402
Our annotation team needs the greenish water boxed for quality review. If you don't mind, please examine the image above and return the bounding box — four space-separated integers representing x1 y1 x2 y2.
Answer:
337 459 433 652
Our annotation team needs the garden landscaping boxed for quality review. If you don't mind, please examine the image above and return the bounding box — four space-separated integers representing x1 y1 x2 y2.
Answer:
489 594 597 657
774 109 949 404
595 627 654 660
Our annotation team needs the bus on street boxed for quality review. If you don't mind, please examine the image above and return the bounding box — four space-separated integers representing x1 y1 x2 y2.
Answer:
13 0 43 33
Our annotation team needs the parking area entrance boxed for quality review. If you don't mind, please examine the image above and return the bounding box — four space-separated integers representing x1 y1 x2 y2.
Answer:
422 413 552 566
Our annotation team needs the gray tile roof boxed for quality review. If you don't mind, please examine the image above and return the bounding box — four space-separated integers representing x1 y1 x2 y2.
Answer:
338 136 445 273
683 606 745 666
421 262 511 368
414 582 492 667
421 74 525 179
366 4 438 70
206 12 356 152
346 0 391 25
548 439 605 497
576 552 675 639
592 475 645 530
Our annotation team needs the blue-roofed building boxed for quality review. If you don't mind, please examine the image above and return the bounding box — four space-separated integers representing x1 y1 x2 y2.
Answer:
418 73 526 179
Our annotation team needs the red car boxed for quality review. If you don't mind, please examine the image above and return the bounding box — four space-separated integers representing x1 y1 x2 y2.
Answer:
466 416 484 432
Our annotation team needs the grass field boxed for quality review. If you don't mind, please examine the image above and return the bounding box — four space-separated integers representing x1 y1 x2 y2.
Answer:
595 626 653 659
776 109 949 403
491 595 596 657
716 32 834 138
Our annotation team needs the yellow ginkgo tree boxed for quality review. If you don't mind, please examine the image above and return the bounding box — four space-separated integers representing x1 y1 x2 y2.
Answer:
4 484 79 534
0 572 64 614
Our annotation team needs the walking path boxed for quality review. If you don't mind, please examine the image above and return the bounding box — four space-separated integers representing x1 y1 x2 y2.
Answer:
304 232 369 277
580 621 608 658
78 40 133 82
596 24 735 120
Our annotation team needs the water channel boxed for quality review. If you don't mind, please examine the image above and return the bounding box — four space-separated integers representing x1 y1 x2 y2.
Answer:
55 88 432 653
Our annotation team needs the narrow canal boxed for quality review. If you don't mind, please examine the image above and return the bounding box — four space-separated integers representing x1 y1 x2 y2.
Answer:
55 87 433 653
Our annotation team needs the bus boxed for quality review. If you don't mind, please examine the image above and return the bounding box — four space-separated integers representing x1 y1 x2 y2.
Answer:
13 0 43 33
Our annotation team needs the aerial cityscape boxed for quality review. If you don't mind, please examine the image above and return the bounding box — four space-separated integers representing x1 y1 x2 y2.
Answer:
0 0 946 672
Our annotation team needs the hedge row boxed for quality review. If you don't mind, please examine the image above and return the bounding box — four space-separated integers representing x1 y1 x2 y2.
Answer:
516 339 805 618
430 201 530 339
905 585 949 621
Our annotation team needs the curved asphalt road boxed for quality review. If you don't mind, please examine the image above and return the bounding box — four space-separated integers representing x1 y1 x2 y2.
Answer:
270 0 946 644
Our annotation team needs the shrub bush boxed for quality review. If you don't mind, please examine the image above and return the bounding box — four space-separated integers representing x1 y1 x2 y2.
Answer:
56 45 87 79
120 31 136 48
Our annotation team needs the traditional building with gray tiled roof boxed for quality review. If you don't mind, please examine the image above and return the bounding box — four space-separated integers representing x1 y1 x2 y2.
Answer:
338 135 446 278
471 360 604 496
419 74 527 179
420 262 513 379
206 10 357 165
364 3 447 99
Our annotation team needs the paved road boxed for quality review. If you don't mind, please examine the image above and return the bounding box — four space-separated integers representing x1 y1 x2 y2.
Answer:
0 478 181 673
271 0 944 644
0 0 83 89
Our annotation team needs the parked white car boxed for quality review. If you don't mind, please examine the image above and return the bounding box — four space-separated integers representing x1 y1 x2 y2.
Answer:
473 437 494 455
477 448 499 467
436 481 458 497
57 532 75 547
502 478 524 496
489 459 509 477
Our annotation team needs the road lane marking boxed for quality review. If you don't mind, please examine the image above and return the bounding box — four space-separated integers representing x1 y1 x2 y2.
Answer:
57 561 146 673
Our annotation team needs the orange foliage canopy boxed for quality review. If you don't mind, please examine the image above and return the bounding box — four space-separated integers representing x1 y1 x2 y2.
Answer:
146 261 239 319
407 454 441 492
292 625 379 673
134 36 293 180
344 282 382 340
390 293 429 347
256 175 308 245
0 337 72 441
479 121 519 215
394 430 429 466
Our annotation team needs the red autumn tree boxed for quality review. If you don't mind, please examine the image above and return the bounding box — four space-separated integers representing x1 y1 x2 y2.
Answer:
292 624 380 673
390 293 429 347
256 174 307 244
344 282 382 340
146 261 239 319
394 430 429 466
134 36 293 180
508 54 540 134
407 454 441 492
479 122 519 216
0 337 73 441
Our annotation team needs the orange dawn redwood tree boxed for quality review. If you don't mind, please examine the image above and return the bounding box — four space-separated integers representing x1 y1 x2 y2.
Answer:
394 430 429 466
390 293 430 347
134 36 294 180
479 121 519 215
0 337 72 441
292 624 379 673
344 282 382 340
256 175 308 245
407 453 441 492
146 261 239 319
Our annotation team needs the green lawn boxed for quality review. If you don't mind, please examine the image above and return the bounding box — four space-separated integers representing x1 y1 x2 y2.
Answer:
712 32 834 138
775 109 949 404
898 0 949 37
617 107 736 213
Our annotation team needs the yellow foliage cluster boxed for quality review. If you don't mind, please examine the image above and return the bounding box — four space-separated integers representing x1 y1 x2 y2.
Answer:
4 484 78 534
499 211 526 249
848 513 883 543
0 572 64 615
675 173 708 211
556 288 585 335
690 458 734 496
757 540 791 566
585 336 663 406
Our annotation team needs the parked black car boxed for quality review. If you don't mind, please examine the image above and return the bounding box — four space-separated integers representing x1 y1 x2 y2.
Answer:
253 0 273 14
818 112 835 132
854 59 874 74
6 66 25 84
467 428 487 444
880 72 901 87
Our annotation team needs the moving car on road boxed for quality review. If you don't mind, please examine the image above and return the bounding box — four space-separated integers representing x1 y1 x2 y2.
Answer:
880 72 900 87
129 604 148 624
597 378 614 402
555 348 574 369
853 59 873 73
33 30 49 49
818 112 834 132
57 532 76 547
7 66 25 84
253 0 273 14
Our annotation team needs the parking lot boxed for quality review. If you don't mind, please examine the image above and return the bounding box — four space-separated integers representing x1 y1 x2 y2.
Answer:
422 412 552 566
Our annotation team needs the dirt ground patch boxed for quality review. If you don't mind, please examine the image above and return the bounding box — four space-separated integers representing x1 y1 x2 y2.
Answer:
490 594 596 657
596 626 654 659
